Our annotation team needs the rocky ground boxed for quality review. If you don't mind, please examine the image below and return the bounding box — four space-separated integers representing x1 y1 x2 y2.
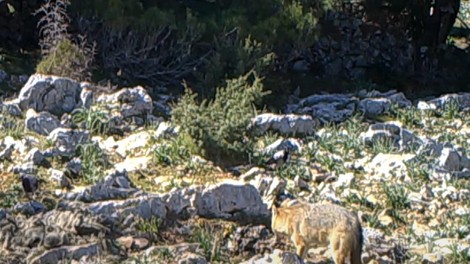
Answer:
0 74 469 263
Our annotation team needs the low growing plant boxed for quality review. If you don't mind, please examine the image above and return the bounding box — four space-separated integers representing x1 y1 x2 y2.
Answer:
0 111 24 140
391 104 423 128
0 185 22 208
136 216 161 234
152 135 193 166
76 142 107 184
71 105 110 135
383 183 410 211
370 137 399 155
441 99 461 120
189 222 223 261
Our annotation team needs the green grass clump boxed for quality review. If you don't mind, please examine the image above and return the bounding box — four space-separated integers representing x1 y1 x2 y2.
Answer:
189 221 223 262
0 185 22 208
440 99 461 120
77 142 108 184
71 105 110 135
383 183 409 211
136 216 161 234
0 111 25 140
152 134 194 166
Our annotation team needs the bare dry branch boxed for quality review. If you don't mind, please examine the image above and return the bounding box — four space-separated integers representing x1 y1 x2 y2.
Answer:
89 23 210 88
74 13 211 87
35 0 71 56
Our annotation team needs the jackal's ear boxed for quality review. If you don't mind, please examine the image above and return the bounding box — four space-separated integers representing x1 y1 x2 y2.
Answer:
272 205 278 215
267 196 276 210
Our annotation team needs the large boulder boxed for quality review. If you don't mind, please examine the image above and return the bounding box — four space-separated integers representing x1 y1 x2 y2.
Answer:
195 181 271 225
358 91 411 117
28 243 102 264
18 74 83 117
25 109 62 136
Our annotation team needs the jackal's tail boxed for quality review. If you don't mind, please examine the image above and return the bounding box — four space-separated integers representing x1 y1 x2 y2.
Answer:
351 223 363 264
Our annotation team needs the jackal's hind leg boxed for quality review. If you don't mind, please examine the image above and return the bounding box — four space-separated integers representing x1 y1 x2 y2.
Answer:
330 237 347 264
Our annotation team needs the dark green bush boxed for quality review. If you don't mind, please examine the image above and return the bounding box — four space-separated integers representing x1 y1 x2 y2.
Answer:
195 34 275 98
171 70 269 165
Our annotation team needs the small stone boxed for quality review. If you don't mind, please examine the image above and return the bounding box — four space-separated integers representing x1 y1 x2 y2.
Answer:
240 249 304 264
438 147 461 171
117 236 134 250
378 210 394 227
422 253 444 264
43 233 62 249
133 238 150 250
241 167 266 181
26 148 50 168
12 162 37 175
0 143 14 162
333 173 355 188
66 157 82 177
294 175 310 191
177 252 207 264
455 207 470 216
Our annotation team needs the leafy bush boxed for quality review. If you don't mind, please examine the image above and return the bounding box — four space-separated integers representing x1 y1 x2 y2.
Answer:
171 70 268 165
36 39 94 81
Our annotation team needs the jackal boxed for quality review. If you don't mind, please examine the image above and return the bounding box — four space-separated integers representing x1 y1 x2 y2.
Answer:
271 201 363 264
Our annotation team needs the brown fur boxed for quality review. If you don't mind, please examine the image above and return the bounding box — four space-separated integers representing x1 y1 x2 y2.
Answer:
271 201 363 264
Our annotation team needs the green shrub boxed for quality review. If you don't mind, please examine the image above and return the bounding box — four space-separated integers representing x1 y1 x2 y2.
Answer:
171 70 269 165
36 39 93 80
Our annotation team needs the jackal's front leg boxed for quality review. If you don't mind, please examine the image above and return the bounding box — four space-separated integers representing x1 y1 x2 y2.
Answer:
291 233 307 259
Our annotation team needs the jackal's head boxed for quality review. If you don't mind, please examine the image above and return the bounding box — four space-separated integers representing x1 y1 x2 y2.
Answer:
271 206 290 234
